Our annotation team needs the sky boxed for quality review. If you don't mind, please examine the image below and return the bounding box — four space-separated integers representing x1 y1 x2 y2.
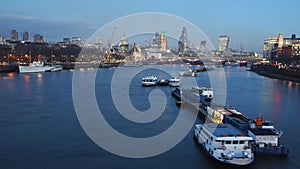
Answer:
0 0 299 52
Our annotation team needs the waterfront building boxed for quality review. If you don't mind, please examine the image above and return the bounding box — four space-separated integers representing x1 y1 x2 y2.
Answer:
218 35 230 52
22 31 29 41
11 29 18 41
264 33 300 65
34 34 44 43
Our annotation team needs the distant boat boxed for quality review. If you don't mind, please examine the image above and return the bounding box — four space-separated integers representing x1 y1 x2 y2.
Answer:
179 69 197 77
157 79 169 86
224 61 239 66
19 61 55 73
169 77 181 87
142 75 158 86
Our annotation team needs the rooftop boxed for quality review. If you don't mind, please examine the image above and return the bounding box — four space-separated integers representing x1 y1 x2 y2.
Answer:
201 123 247 137
249 128 277 136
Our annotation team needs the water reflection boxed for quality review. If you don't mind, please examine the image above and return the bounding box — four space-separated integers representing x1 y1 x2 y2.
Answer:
23 74 31 95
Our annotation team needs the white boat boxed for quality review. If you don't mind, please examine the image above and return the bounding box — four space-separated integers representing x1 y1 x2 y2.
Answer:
169 77 181 87
46 65 63 72
179 69 196 76
19 61 55 73
194 123 254 166
142 75 158 86
224 61 239 66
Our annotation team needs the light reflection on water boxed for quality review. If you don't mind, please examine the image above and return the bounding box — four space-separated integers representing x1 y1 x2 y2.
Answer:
0 67 299 169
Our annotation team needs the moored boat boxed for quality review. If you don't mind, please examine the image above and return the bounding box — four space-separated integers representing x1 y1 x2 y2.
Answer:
194 123 254 165
157 79 169 86
19 61 55 73
142 75 158 86
169 77 181 87
172 86 289 156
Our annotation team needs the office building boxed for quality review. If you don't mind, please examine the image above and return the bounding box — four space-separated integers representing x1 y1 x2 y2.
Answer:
34 34 44 43
11 29 18 41
218 35 230 52
22 31 29 41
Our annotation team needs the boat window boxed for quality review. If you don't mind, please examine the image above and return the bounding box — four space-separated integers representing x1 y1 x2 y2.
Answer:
215 140 221 142
225 141 231 144
233 141 238 144
239 140 245 144
210 137 213 141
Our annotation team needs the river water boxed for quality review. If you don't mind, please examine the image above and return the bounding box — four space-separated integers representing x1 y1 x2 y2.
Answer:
0 65 299 169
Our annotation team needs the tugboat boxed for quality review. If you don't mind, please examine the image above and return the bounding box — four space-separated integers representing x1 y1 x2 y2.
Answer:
194 123 254 165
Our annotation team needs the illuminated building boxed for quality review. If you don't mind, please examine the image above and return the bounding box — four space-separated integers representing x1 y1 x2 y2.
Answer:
11 29 18 41
22 31 29 41
34 34 44 43
264 33 300 64
218 35 230 52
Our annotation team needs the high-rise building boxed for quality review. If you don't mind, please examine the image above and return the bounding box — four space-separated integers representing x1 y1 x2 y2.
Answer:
178 27 189 53
23 31 29 41
200 41 206 52
218 35 230 52
11 29 18 41
34 34 44 43
0 35 5 44
152 32 160 48
160 32 167 51
151 32 168 51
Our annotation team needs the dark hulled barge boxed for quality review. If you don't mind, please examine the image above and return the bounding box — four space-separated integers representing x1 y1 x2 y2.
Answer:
172 87 289 156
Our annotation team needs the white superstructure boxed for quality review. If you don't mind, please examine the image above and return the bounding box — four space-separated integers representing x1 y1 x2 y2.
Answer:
194 123 254 165
169 77 181 87
142 75 158 86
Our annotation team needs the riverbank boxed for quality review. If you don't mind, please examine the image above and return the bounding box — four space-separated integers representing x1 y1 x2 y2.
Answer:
250 64 300 83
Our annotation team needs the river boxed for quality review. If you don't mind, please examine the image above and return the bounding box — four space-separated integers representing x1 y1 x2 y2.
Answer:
0 65 299 169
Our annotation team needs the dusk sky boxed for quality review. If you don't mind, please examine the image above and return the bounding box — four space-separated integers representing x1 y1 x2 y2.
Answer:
0 0 299 52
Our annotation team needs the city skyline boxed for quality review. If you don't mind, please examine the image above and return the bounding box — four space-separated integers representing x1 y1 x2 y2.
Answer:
0 0 300 52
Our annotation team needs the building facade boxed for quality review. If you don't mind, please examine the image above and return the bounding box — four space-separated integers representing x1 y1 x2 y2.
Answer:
11 29 18 41
34 34 44 43
178 27 189 54
264 33 300 65
218 35 230 52
22 31 29 41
